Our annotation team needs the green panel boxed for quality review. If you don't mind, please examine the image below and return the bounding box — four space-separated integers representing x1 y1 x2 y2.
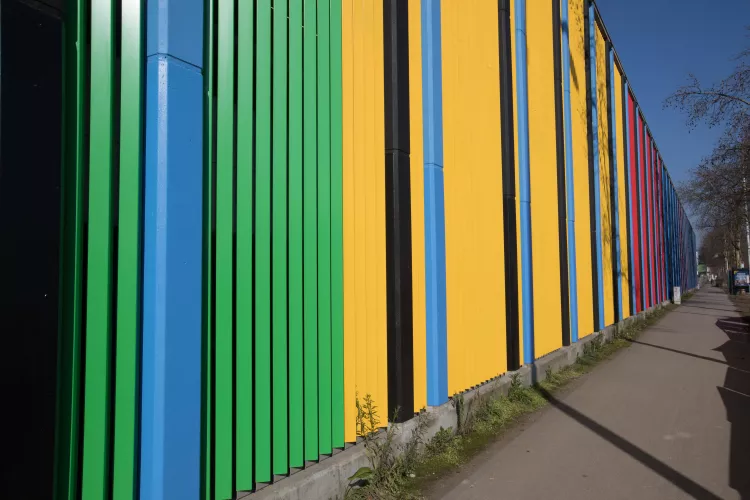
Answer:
288 0 305 469
55 0 86 497
235 0 254 490
202 0 215 497
81 0 115 497
317 0 333 455
255 0 273 483
302 0 319 462
112 0 144 497
329 0 345 450
272 0 289 475
215 0 235 496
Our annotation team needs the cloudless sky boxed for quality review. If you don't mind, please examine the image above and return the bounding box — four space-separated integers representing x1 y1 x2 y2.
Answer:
595 0 750 189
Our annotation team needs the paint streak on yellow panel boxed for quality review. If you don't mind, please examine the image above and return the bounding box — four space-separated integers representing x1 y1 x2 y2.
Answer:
596 25 614 327
442 0 507 395
342 0 387 442
527 0 562 358
408 0 427 412
569 0 594 338
614 66 630 318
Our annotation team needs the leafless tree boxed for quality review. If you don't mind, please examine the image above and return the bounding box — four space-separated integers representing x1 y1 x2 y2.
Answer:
665 27 750 268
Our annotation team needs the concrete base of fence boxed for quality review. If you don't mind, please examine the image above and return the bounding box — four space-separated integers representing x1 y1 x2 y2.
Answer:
244 300 672 500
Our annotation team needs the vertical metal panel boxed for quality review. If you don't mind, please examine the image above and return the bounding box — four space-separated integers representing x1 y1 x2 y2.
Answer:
272 0 290 472
236 0 254 487
594 24 613 327
636 111 646 310
606 46 623 322
342 0 355 444
214 0 234 493
585 1 604 331
514 0 535 362
288 0 304 467
342 0 389 436
201 0 215 494
552 0 571 347
141 0 204 497
113 0 145 496
408 0 428 412
442 0 507 394
528 0 563 358
627 93 641 313
560 0 578 344
568 0 594 338
421 0 448 404
613 68 630 318
255 0 272 483
499 0 520 367
81 0 115 495
56 0 87 496
317 0 333 456
303 0 319 458
384 0 415 420
330 0 345 450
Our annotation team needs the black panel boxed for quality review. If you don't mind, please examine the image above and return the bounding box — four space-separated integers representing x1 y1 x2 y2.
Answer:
552 0 571 346
383 0 414 420
0 1 63 497
498 0 519 370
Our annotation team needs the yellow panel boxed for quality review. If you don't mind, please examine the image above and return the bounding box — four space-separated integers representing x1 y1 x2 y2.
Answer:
569 0 594 338
596 25 614 327
373 0 388 415
442 0 507 395
408 0 427 412
527 0 562 358
342 0 387 441
614 66 630 318
342 0 356 443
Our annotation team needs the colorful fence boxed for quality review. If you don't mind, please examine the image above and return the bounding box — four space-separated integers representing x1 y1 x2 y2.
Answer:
2 0 697 498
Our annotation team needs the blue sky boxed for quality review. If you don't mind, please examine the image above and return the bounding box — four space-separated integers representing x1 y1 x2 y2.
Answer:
596 0 750 187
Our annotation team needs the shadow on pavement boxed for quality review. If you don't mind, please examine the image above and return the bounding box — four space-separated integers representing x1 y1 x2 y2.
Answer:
714 316 750 498
537 387 723 500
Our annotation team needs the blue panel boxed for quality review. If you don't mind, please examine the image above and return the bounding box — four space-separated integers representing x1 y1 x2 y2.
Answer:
608 48 623 321
147 0 204 67
141 5 203 496
421 0 443 167
624 83 637 313
561 0 578 342
424 165 448 405
421 0 448 406
515 0 534 363
588 2 604 330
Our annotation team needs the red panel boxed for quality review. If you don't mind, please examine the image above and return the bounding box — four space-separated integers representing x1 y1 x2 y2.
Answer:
628 94 642 313
639 115 648 309
647 135 655 307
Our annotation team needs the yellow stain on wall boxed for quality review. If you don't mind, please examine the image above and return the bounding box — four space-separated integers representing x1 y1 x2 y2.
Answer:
527 0 562 358
342 0 388 442
596 26 614 327
569 0 594 338
442 0 507 395
614 66 631 318
408 0 427 413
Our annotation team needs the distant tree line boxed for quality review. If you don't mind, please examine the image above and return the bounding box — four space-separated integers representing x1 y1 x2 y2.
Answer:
665 27 750 271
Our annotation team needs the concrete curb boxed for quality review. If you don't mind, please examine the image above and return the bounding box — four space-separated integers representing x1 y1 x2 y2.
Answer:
245 300 673 500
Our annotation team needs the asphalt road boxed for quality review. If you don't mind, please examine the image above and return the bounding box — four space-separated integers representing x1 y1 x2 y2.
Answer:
431 287 750 500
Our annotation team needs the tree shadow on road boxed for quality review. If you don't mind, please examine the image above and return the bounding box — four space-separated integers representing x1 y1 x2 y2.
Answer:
714 315 750 499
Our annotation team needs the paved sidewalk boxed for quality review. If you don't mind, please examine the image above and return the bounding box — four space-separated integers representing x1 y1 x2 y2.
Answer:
432 287 750 500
